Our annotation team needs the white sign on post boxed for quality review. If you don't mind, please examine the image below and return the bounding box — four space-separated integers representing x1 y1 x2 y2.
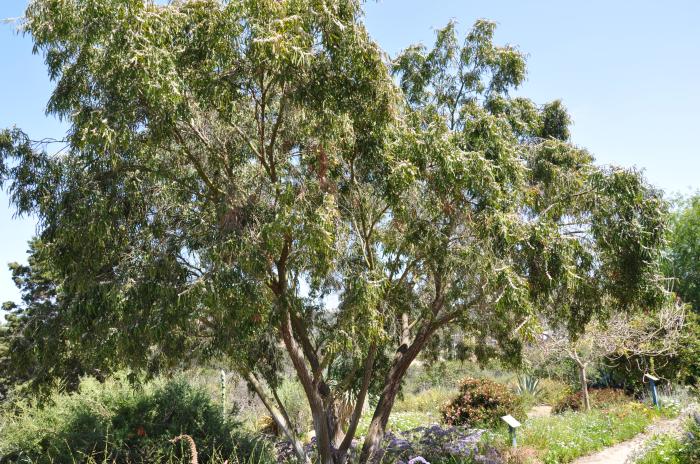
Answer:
501 414 521 428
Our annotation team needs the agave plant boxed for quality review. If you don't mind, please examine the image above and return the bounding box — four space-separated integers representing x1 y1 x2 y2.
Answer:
515 375 543 398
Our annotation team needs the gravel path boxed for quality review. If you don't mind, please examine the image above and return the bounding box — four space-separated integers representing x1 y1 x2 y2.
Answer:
572 413 686 464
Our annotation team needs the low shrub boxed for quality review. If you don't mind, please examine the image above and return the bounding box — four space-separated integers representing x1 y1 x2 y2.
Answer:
441 378 525 428
552 387 629 413
0 374 273 464
380 425 489 463
633 434 686 464
513 376 543 410
404 360 516 395
537 379 572 407
683 412 700 463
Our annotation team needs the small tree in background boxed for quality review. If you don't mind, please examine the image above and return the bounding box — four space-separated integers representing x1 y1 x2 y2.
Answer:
531 300 685 411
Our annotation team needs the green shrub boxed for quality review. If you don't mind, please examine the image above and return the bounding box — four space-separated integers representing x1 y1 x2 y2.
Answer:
633 434 686 464
403 359 516 394
552 387 629 413
537 378 572 407
441 378 525 428
682 412 700 463
513 375 545 410
0 374 273 463
514 376 542 398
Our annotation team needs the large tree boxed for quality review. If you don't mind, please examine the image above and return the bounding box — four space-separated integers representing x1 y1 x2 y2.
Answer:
1 2 667 463
0 239 104 398
661 194 700 385
666 194 700 312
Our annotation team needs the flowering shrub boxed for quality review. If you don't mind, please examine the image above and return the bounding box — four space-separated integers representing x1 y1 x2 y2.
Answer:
382 424 491 463
276 425 496 463
441 378 525 428
552 387 629 413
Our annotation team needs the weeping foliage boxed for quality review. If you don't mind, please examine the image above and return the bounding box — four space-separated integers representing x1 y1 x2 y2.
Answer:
0 6 669 462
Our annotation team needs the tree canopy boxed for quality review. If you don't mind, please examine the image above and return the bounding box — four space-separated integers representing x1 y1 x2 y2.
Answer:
0 3 669 463
666 195 700 312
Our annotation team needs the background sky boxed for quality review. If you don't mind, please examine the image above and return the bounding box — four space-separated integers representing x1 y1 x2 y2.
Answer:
1 0 699 306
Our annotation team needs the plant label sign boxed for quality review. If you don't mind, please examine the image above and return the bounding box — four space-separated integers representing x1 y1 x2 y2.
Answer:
501 415 521 428
644 373 660 408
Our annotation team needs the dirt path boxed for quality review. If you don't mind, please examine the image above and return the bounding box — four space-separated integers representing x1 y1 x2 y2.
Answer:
572 414 685 464
527 405 552 419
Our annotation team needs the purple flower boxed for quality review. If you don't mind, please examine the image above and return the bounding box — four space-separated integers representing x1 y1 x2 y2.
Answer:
408 457 430 464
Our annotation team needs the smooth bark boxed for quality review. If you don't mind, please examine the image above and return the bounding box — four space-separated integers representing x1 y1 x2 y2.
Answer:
578 363 591 412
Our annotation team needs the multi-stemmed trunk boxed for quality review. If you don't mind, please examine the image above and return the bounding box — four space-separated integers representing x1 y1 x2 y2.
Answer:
267 323 434 463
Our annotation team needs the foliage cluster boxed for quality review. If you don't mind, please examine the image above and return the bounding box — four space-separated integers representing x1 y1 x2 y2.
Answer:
393 387 456 414
404 361 515 396
552 387 630 414
441 378 525 428
0 375 272 464
666 195 700 313
535 379 572 407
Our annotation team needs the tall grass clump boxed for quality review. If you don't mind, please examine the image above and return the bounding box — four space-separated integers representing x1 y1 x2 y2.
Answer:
0 374 274 463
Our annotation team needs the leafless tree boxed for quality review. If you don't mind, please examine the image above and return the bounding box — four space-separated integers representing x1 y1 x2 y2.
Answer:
530 300 685 411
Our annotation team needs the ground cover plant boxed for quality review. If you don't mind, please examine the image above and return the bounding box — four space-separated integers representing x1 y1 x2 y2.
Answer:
633 412 700 464
634 435 687 464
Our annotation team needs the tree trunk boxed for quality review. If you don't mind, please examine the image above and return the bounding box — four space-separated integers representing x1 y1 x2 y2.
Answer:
242 370 308 462
359 327 433 463
578 364 591 412
310 402 335 464
336 343 378 463
358 374 403 463
279 308 338 464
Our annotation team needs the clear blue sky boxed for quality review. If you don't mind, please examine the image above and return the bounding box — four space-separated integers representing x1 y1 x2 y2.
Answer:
1 0 699 305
